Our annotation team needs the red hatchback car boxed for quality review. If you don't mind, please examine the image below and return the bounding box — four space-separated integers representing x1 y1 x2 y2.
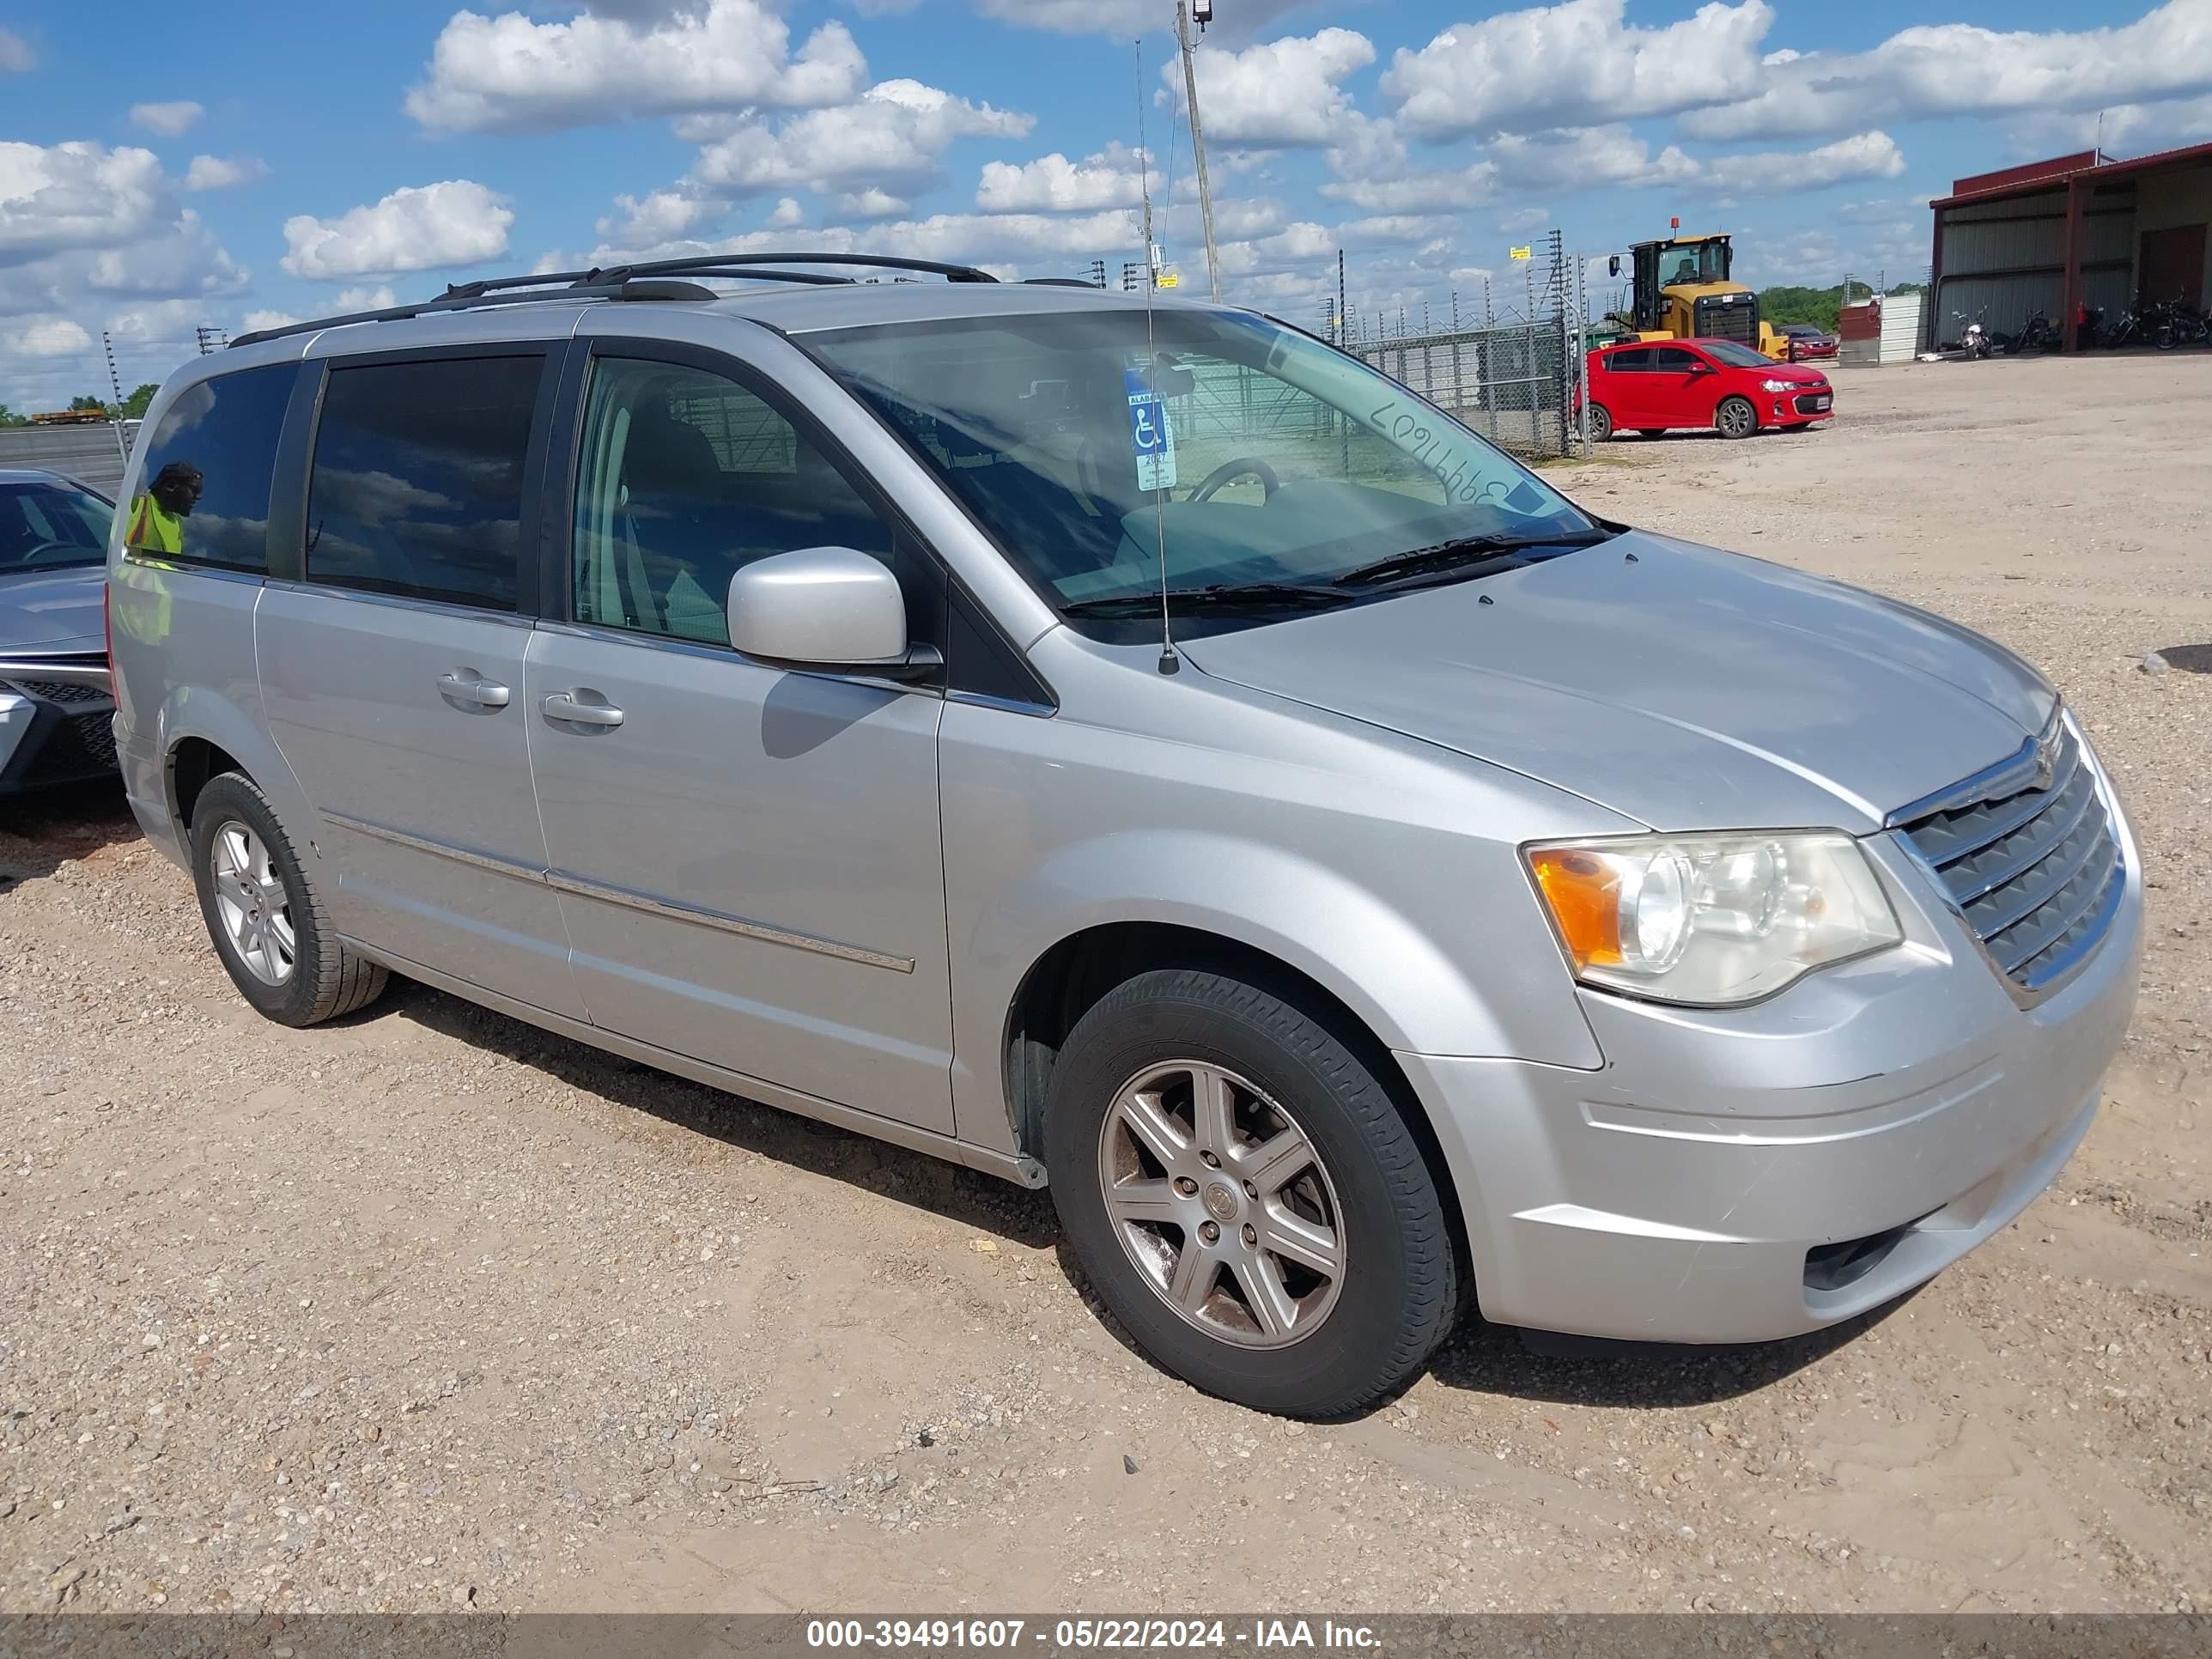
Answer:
1585 338 1833 441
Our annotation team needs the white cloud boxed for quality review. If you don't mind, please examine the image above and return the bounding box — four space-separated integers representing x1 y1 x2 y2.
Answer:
0 142 167 258
1 28 35 73
597 188 720 245
688 78 1031 200
2008 91 2212 157
281 180 514 279
976 144 1149 213
1166 29 1376 149
1682 1 2212 141
1385 0 1774 138
1736 131 1905 191
836 187 910 219
407 0 867 131
1489 125 1705 192
130 100 204 137
5 316 93 356
766 197 805 228
184 154 267 191
333 286 399 311
240 308 301 334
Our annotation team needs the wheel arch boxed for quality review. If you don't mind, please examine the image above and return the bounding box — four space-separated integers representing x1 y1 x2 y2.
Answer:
153 692 317 854
994 916 1476 1285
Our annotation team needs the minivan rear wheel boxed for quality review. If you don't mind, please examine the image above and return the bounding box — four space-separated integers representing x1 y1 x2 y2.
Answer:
191 773 388 1026
1044 969 1459 1416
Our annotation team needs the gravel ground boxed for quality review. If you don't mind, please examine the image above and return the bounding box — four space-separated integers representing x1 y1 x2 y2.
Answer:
3 353 2207 1617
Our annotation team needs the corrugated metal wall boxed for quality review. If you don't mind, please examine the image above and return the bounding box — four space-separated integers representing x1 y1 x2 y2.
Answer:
1878 294 1923 364
1934 179 2142 344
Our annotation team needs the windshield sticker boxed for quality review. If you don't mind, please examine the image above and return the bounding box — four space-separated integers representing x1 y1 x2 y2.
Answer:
1123 367 1177 492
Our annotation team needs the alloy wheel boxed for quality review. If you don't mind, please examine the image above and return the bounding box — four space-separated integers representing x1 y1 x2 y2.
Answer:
1095 1060 1346 1348
210 820 295 986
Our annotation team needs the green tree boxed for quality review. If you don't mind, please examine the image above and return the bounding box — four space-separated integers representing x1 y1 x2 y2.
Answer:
118 382 160 420
68 393 110 413
1758 285 1844 331
0 404 30 428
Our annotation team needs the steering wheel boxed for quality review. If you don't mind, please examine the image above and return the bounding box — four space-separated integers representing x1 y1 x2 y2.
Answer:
7 541 77 567
1187 456 1281 503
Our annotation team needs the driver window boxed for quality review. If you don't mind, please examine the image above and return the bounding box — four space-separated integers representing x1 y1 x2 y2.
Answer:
573 357 898 646
1654 347 1699 372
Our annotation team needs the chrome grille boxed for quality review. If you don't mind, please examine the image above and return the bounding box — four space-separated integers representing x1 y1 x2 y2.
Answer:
1898 723 2124 993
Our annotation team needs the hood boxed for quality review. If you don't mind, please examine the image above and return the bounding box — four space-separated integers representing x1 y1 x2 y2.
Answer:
1763 362 1828 384
0 563 107 657
1180 532 2054 833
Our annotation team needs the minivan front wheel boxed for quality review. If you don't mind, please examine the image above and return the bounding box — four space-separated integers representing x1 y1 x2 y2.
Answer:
191 773 388 1026
1045 969 1459 1416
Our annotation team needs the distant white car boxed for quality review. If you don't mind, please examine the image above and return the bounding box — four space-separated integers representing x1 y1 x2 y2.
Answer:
0 467 117 794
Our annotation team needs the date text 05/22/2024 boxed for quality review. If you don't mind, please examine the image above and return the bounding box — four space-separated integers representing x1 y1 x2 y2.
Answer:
804 1619 1383 1652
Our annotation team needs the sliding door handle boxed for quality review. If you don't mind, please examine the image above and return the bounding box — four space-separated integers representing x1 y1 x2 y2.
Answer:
437 671 511 708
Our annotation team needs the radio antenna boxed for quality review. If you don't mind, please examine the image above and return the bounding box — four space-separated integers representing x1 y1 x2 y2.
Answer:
1135 37 1180 675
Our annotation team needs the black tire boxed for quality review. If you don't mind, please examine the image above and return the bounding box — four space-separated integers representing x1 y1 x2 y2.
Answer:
1588 404 1613 442
1044 969 1460 1417
191 772 388 1026
2155 325 2176 350
1716 396 1757 440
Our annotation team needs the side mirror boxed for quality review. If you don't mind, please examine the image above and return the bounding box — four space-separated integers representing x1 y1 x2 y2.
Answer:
1607 256 1620 277
726 547 937 681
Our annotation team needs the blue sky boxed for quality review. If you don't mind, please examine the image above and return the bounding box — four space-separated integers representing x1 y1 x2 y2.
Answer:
4 0 2209 407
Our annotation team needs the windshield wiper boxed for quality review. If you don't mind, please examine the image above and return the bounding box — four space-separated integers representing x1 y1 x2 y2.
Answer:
1332 527 1615 590
1060 580 1350 618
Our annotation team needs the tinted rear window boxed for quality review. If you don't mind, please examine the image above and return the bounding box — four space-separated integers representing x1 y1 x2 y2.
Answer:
307 356 542 611
124 364 293 571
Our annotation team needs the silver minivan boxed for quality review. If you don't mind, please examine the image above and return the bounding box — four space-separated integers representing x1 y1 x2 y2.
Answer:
108 258 2142 1415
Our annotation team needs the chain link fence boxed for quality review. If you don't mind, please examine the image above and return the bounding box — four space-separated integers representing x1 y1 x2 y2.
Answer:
1340 237 1590 460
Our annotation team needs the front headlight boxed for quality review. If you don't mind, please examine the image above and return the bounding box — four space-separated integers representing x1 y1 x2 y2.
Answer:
1760 378 1795 392
1525 832 1902 1006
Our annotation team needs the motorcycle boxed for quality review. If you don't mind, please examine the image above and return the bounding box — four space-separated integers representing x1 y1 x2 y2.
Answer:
2013 309 2063 353
2154 296 2209 349
1954 308 1992 361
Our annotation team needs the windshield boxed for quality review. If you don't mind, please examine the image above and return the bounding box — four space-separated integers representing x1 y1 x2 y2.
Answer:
806 308 1595 635
1699 340 1773 368
1664 240 1731 286
0 480 113 572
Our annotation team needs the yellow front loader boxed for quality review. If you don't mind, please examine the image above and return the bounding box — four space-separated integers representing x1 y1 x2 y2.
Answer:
1606 233 1787 360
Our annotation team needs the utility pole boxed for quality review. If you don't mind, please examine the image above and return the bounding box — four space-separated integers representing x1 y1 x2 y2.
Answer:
1174 0 1221 303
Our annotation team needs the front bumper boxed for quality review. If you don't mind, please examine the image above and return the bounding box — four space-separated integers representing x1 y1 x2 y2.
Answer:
1401 798 2143 1344
0 662 118 795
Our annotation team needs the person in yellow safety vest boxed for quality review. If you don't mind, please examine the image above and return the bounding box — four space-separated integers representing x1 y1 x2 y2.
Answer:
125 461 204 555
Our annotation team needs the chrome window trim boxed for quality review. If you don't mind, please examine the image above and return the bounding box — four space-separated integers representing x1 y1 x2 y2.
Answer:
531 617 946 700
262 579 538 629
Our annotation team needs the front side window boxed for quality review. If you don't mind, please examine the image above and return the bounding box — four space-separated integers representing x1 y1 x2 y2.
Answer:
307 356 542 611
1653 347 1699 372
124 363 292 570
1605 347 1653 374
0 481 112 571
571 356 900 647
806 309 1595 637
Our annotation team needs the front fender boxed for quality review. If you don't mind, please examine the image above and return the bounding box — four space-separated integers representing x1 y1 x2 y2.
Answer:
946 827 1606 1158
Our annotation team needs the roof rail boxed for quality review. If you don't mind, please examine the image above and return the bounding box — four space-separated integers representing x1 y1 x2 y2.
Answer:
229 251 1003 350
574 252 999 286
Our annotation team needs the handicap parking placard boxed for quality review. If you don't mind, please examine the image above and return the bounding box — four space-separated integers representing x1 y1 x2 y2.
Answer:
1124 367 1177 492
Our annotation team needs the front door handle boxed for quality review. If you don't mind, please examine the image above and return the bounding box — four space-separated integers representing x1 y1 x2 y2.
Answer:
542 690 625 728
437 670 511 708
